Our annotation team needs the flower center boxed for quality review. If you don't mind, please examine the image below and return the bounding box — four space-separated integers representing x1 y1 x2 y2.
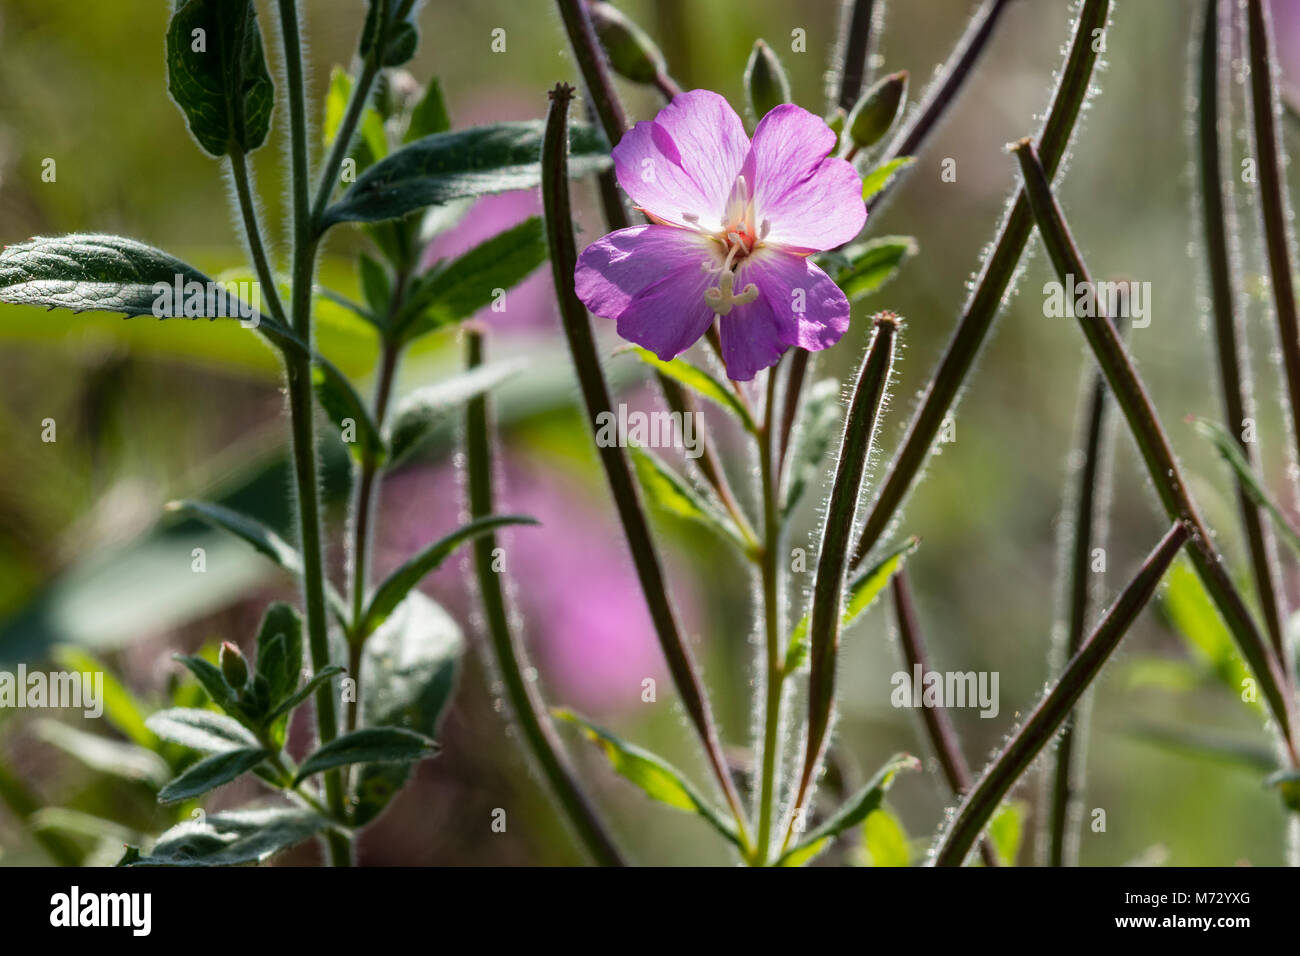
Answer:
701 175 768 316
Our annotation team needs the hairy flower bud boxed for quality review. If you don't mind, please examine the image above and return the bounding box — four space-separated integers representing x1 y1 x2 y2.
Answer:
847 70 908 151
588 1 665 86
220 641 249 690
745 40 791 122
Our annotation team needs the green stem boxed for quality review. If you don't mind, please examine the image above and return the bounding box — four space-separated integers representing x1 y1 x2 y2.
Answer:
276 0 349 866
464 328 626 867
753 367 784 864
891 569 1000 867
932 522 1189 866
227 150 288 326
1043 324 1120 867
1012 138 1299 761
541 83 751 854
1242 0 1298 672
851 0 1110 567
790 314 899 839
834 0 880 111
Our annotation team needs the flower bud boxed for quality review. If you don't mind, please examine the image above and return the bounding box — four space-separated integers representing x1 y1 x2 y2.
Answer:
219 641 249 690
588 1 666 86
745 40 791 122
847 70 908 151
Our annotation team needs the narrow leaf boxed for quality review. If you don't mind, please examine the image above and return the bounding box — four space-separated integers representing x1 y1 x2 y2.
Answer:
34 720 171 788
292 727 439 786
254 602 303 709
322 122 611 228
778 754 919 865
360 515 538 635
405 77 451 142
625 347 757 433
1193 416 1300 556
157 747 269 803
263 665 345 724
861 156 915 202
862 807 911 866
172 654 238 713
630 445 751 555
554 709 741 848
312 360 385 465
128 807 328 866
146 707 261 754
829 236 918 301
393 218 548 341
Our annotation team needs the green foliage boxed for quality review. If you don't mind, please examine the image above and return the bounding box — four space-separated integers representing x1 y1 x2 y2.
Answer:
386 359 527 466
321 122 611 227
822 236 918 301
293 727 439 786
157 747 269 803
625 347 758 433
861 156 915 202
125 808 330 866
554 709 742 848
630 445 753 556
165 0 274 156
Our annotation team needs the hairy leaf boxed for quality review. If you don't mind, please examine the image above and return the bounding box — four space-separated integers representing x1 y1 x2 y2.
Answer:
386 359 528 466
146 707 261 754
625 347 758 433
128 807 329 866
293 727 438 786
157 747 269 803
630 446 751 555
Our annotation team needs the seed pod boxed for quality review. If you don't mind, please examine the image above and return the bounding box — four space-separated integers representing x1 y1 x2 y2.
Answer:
745 40 791 122
219 641 249 690
847 70 908 151
588 1 666 86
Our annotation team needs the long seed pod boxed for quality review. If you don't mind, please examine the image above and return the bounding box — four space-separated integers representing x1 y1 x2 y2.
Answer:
540 83 751 847
791 314 900 828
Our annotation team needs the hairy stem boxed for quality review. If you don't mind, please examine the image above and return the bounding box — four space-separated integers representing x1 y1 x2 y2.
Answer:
834 0 880 111
852 0 1110 567
1243 0 1298 672
754 368 785 864
227 151 288 326
790 314 899 838
1013 138 1298 758
464 328 627 866
541 83 751 852
891 569 999 867
932 521 1189 866
276 0 349 866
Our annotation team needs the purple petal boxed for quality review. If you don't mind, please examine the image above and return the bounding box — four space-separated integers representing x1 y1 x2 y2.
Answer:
718 248 851 380
575 224 720 360
612 90 750 230
744 105 866 253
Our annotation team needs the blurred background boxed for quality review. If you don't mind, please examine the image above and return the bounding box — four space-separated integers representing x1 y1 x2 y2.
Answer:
2 0 1300 865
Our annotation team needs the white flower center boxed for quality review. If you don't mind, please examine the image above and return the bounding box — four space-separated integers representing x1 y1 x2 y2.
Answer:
701 175 769 316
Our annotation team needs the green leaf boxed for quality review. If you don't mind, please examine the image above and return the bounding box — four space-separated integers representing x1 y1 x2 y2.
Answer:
145 707 261 754
1125 721 1277 772
988 800 1027 866
323 66 385 173
360 0 419 67
861 807 911 866
360 515 538 635
157 747 269 803
861 156 915 202
777 753 919 866
405 77 451 143
128 807 329 866
386 359 528 466
322 122 612 228
165 0 274 156
167 499 351 626
172 654 238 713
254 603 302 707
312 360 386 466
1158 558 1255 704
292 727 439 786
34 720 171 788
263 665 345 724
353 592 464 826
786 537 919 673
630 445 752 555
553 708 741 848
51 647 153 748
1193 417 1300 556
625 347 758 433
394 217 548 341
828 236 917 301
358 253 391 318
781 378 842 520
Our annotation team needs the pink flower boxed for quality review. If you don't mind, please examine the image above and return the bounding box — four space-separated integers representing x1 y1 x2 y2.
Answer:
575 90 865 381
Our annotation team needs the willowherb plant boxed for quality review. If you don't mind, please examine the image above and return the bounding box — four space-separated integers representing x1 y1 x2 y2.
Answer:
2 0 1299 872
